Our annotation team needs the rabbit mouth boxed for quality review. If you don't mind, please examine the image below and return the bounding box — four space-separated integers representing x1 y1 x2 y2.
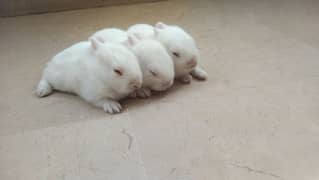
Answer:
132 85 140 90
186 62 197 69
185 56 197 68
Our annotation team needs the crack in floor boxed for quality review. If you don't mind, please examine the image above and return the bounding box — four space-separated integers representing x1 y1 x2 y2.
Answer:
169 167 177 175
122 128 133 150
231 163 284 180
159 167 177 180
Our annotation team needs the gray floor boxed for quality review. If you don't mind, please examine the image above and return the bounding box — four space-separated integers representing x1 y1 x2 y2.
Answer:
1 0 319 180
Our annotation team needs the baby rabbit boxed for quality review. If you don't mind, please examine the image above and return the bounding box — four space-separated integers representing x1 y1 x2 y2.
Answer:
36 38 142 114
127 22 208 84
92 28 174 98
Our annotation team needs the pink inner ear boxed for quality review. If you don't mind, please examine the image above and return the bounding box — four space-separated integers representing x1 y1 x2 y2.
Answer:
90 37 99 50
155 22 166 29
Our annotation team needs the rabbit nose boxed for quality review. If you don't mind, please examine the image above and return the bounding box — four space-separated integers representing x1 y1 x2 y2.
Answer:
134 82 142 89
187 57 197 68
131 79 142 89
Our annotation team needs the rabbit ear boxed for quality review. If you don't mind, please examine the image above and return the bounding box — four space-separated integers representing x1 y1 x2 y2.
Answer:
155 22 167 29
127 34 139 47
96 36 105 43
89 37 102 50
133 33 142 40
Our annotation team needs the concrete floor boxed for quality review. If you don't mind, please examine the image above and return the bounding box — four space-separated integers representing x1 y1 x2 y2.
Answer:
1 0 319 179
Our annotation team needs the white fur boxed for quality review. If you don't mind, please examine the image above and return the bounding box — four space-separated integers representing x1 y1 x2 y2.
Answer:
127 22 208 82
126 24 155 38
36 38 142 114
91 28 174 98
92 28 127 43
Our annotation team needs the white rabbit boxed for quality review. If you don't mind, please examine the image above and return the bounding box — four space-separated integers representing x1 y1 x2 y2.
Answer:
127 22 208 84
36 37 142 114
92 28 174 98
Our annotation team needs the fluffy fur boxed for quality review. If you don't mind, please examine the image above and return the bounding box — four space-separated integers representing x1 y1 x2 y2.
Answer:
91 28 174 98
36 38 142 114
127 22 208 83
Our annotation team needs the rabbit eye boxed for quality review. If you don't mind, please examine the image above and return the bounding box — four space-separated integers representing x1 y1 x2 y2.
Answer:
172 52 180 58
150 70 157 77
114 68 123 76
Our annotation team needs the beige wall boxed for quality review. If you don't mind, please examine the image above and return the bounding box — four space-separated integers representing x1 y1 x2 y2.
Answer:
0 0 163 17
